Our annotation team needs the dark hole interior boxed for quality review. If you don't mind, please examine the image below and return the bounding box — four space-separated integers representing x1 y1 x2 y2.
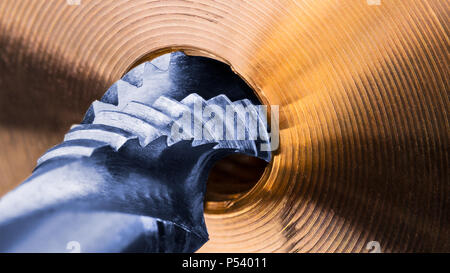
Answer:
205 154 268 202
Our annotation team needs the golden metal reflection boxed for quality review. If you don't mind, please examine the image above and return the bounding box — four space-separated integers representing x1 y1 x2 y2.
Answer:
0 0 448 252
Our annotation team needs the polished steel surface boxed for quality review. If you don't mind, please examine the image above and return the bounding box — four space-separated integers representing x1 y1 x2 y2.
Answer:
0 0 448 252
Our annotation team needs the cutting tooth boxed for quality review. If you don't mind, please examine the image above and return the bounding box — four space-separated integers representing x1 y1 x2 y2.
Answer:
238 99 268 139
93 111 162 147
238 99 271 161
64 124 136 151
181 93 206 108
122 101 192 146
91 100 118 116
180 94 212 147
122 101 173 130
205 95 231 141
48 93 270 164
205 95 257 155
122 62 145 88
166 119 194 146
100 82 119 105
37 139 109 166
82 100 118 124
216 97 259 156
152 96 191 119
207 95 242 141
206 94 234 109
152 96 196 145
149 53 171 71
115 79 141 109
232 100 255 140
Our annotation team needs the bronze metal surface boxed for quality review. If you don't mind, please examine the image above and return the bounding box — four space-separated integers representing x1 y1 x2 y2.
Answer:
0 0 448 252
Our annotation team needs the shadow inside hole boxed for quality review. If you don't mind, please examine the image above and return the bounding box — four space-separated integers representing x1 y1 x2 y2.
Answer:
206 154 268 202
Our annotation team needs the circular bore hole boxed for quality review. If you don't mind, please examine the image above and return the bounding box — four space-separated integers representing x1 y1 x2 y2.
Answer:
130 49 269 203
205 154 268 202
